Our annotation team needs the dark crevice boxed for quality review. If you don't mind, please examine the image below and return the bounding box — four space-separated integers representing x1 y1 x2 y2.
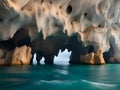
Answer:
66 5 72 14
41 0 44 4
49 1 52 4
84 13 88 16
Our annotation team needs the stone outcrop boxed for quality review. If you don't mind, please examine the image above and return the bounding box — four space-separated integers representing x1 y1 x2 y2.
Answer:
80 50 105 65
0 45 32 65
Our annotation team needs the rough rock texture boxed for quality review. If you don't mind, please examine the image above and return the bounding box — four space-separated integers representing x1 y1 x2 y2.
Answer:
80 50 105 65
0 45 32 65
12 45 32 65
0 0 120 64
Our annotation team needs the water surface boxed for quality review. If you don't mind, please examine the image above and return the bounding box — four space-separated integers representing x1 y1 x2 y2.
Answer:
0 64 120 90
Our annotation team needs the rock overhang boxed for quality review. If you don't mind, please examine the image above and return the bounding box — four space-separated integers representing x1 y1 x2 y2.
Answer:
0 0 120 64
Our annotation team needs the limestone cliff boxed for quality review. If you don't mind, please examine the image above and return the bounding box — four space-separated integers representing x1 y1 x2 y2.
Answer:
0 0 120 64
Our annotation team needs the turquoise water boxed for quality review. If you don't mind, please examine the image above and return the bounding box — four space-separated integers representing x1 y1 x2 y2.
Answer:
0 50 120 90
0 64 120 90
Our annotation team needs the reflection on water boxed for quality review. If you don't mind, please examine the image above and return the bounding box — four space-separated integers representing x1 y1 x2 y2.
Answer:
0 64 120 90
0 50 120 90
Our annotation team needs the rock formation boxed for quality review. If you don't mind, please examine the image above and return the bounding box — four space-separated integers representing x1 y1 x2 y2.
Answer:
66 34 95 64
0 0 120 65
12 45 32 65
30 31 69 64
12 27 30 47
0 45 32 65
80 50 105 65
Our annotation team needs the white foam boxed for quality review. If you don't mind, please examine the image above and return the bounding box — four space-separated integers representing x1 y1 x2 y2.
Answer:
82 80 117 87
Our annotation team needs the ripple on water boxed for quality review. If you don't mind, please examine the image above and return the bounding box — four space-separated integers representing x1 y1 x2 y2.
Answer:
54 69 68 75
35 80 77 85
82 79 118 90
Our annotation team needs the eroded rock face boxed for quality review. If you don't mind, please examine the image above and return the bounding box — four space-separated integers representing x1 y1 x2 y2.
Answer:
0 0 120 64
80 50 105 65
12 45 32 65
0 45 32 65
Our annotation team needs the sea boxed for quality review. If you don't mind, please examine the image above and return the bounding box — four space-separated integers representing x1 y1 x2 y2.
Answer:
0 50 120 90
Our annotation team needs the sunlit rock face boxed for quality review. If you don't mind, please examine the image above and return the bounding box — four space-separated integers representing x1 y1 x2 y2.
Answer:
12 45 32 65
0 45 32 65
0 0 120 64
80 50 105 65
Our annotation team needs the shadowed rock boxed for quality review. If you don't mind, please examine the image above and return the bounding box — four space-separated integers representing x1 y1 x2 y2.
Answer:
103 44 114 63
66 34 95 64
12 27 31 47
30 32 69 64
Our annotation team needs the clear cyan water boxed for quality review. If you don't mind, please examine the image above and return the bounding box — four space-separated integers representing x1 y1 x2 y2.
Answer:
0 50 120 90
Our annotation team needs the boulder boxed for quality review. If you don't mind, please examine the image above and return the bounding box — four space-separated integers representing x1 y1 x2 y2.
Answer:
80 50 105 65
